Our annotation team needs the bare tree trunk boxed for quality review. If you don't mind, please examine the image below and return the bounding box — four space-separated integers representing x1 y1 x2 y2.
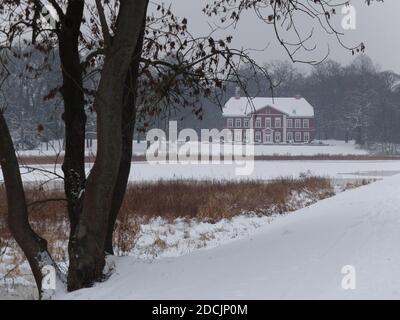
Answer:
67 0 149 291
59 0 86 238
104 18 146 254
0 110 60 299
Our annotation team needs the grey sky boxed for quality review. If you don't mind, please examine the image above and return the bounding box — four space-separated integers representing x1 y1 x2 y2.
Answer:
154 0 400 73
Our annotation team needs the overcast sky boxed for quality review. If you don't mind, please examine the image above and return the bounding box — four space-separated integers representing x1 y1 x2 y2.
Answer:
153 0 400 73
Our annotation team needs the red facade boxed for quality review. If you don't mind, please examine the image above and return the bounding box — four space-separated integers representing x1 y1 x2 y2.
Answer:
223 105 316 144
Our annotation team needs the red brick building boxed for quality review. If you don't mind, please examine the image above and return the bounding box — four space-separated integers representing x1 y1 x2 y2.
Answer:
223 95 315 144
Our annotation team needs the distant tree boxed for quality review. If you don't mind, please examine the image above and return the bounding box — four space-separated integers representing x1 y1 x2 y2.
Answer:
2 49 63 149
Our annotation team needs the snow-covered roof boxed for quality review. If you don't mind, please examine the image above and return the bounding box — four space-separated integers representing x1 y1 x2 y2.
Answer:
223 97 314 117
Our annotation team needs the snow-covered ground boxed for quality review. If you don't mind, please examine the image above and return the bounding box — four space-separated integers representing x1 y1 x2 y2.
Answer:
2 139 400 299
0 177 336 299
59 173 400 300
8 160 400 188
133 139 369 156
129 160 400 181
254 140 368 156
19 139 368 157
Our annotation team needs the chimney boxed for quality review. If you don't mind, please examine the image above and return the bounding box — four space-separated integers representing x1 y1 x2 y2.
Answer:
235 86 241 99
294 94 302 100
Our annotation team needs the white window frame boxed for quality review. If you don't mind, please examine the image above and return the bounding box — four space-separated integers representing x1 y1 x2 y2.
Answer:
295 132 302 142
274 117 282 128
295 119 301 129
304 131 310 142
227 118 233 128
265 117 271 128
287 132 293 142
255 117 262 128
234 130 242 142
287 119 293 129
275 131 281 143
243 118 249 128
235 118 242 128
264 133 272 144
255 131 262 142
303 119 309 129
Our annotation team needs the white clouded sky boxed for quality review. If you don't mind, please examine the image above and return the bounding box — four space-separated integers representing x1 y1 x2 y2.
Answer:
151 0 400 73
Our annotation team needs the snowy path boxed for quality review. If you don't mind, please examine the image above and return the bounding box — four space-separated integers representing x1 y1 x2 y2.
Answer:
60 174 400 300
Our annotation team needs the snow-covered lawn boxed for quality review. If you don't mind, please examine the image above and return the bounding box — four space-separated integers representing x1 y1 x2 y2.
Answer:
253 140 368 156
129 160 400 181
131 139 368 156
10 160 400 188
18 139 368 157
59 173 400 300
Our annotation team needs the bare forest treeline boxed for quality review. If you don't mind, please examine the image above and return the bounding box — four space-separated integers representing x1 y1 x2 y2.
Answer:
3 51 400 151
143 55 400 152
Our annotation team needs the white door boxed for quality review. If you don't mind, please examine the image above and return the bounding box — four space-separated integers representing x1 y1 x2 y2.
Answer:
264 133 272 144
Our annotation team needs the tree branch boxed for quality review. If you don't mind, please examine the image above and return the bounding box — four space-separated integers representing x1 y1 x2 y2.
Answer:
95 0 112 48
47 0 66 21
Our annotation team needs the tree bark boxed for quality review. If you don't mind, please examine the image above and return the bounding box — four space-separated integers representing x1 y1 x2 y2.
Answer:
104 16 146 255
0 110 60 299
67 0 149 291
59 0 86 238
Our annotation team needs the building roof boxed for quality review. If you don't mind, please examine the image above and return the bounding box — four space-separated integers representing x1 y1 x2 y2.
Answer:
391 80 400 92
223 97 314 117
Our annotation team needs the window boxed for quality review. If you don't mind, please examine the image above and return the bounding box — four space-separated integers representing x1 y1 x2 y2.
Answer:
304 132 310 142
243 118 250 128
255 117 262 128
295 132 302 142
265 117 271 128
227 118 233 128
255 131 261 142
287 132 293 142
275 131 281 143
234 130 242 142
274 117 282 128
303 119 309 129
235 118 242 128
295 119 301 129
287 119 293 128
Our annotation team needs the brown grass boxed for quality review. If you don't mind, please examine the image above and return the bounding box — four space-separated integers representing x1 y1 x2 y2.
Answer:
0 186 68 260
118 177 333 223
0 177 333 257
